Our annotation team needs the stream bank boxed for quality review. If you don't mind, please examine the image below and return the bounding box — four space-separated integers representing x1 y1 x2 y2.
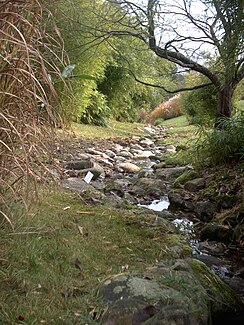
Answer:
51 124 244 323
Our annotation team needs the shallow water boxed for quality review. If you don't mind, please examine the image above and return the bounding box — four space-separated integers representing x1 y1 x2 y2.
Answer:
138 197 170 211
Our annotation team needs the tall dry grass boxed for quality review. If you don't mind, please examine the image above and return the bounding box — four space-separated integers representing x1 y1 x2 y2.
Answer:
0 0 66 227
147 95 182 124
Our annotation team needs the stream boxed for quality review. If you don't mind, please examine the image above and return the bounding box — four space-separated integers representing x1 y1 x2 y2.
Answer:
139 196 244 301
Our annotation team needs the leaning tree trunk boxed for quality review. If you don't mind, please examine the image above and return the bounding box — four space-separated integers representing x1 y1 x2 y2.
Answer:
215 83 235 128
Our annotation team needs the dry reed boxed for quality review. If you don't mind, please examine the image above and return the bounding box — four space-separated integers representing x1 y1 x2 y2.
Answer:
0 0 66 227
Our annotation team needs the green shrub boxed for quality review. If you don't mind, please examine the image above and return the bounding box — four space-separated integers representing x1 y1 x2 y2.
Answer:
193 112 244 166
180 73 217 126
79 90 110 126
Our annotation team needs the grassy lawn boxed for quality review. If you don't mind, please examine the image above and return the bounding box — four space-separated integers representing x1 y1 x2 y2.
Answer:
0 185 181 324
0 116 196 324
71 120 146 139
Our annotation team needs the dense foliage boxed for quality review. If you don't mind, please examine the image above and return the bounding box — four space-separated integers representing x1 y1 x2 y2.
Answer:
47 0 176 125
180 73 217 126
193 112 244 166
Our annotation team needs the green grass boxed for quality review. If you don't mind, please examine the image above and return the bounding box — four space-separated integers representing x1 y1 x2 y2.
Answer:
0 117 198 323
160 116 197 135
0 185 178 324
71 120 146 138
235 100 244 111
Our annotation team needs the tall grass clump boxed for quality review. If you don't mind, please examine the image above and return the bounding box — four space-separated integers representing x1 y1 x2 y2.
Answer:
147 95 182 124
0 0 66 226
193 113 244 166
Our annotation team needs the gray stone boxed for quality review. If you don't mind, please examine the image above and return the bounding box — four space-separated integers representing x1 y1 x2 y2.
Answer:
77 163 104 180
131 178 166 197
168 192 193 211
99 259 243 325
194 201 218 222
61 178 87 192
200 223 232 243
105 149 117 158
119 150 133 158
155 166 191 181
117 162 140 173
139 138 154 146
86 148 103 155
166 144 176 153
64 159 93 170
153 162 166 169
184 178 205 192
135 150 154 159
62 178 105 201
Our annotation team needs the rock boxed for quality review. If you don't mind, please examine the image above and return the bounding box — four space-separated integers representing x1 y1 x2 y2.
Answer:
117 162 140 173
130 143 144 151
64 159 93 170
99 272 208 325
131 178 166 197
155 166 192 181
190 259 243 318
197 241 227 256
86 148 103 155
184 178 206 192
144 126 157 134
105 149 116 158
173 170 199 187
153 162 166 169
139 138 154 146
135 150 154 159
77 163 105 180
61 178 104 201
200 223 232 243
99 258 242 325
166 144 176 153
61 178 87 192
168 192 193 211
194 201 218 222
119 150 133 158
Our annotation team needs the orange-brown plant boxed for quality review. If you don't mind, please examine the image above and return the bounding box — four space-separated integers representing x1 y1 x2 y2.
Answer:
0 0 66 227
147 95 182 124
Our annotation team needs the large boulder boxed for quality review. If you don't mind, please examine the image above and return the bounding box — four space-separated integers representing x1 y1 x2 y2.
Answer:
155 166 192 181
131 178 166 197
99 259 243 325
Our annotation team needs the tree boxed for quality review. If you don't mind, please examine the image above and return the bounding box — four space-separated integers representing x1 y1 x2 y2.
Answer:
93 0 244 127
46 0 177 124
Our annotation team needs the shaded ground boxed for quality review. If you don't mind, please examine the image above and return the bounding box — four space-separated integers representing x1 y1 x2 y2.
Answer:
0 118 243 324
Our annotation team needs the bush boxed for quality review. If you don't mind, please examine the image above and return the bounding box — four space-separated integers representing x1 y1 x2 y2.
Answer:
180 73 217 126
80 91 110 126
193 112 244 166
147 95 182 124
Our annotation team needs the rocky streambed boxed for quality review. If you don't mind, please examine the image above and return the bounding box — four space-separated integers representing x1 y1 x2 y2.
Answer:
53 125 244 324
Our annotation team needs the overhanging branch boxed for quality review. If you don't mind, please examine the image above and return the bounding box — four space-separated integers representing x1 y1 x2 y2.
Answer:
129 70 213 94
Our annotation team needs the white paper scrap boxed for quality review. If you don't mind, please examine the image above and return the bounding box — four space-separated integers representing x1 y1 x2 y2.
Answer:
84 171 94 184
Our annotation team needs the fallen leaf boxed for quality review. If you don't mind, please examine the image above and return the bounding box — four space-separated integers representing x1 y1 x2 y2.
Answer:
121 264 129 272
77 226 84 235
71 258 83 270
18 315 25 321
76 211 94 215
